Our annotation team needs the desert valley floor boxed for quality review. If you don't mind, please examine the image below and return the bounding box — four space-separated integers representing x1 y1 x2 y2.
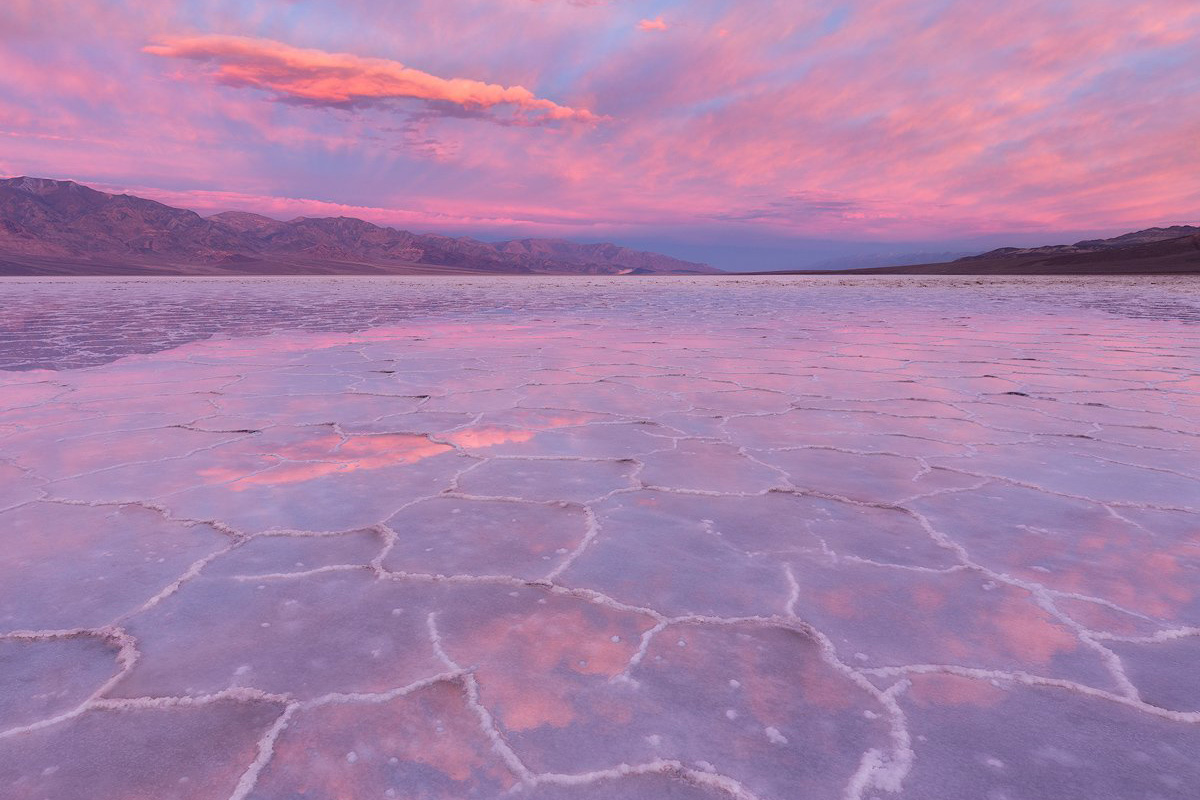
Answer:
1 275 1198 800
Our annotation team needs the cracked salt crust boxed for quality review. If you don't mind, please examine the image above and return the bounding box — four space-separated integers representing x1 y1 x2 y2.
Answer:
0 275 1199 799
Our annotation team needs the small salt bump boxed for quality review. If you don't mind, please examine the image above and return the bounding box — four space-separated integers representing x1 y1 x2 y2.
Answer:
863 710 878 719
765 726 788 745
260 622 270 628
610 635 621 643
729 679 741 689
725 709 738 720
346 751 358 764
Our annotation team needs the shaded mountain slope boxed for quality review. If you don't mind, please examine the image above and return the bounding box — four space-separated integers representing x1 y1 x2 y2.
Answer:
0 177 718 275
749 226 1200 276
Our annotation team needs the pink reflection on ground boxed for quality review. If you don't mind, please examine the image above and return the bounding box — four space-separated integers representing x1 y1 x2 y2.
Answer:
225 433 453 489
444 425 536 450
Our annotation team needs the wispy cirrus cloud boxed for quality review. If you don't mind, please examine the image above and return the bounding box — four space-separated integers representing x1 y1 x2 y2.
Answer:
144 34 603 124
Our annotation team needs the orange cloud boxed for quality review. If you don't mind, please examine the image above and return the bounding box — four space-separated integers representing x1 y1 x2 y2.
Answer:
144 35 602 124
638 16 668 32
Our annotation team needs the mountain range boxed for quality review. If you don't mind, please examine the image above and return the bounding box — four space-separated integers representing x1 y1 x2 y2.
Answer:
957 226 1200 264
752 226 1200 275
0 177 719 276
3 176 1197 276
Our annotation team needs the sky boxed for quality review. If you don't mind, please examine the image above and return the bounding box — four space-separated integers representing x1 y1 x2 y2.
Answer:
1 0 1198 270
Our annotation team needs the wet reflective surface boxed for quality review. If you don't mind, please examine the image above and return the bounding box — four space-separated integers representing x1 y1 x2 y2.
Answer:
1 276 1198 799
3 274 1200 371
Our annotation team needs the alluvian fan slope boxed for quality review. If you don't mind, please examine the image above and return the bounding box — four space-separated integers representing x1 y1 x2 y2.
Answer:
745 226 1200 276
0 177 719 276
821 227 1200 275
962 226 1200 261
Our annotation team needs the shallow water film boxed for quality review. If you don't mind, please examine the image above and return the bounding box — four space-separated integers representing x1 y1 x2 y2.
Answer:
1 275 1198 800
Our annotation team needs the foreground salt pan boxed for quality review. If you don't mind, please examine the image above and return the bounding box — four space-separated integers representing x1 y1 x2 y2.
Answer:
1 276 1198 799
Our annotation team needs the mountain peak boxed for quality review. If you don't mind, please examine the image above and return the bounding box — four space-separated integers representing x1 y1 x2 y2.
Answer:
207 210 285 233
207 210 276 222
1 176 93 195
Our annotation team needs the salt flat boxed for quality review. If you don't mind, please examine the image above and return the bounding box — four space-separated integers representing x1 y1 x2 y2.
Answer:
1 275 1198 800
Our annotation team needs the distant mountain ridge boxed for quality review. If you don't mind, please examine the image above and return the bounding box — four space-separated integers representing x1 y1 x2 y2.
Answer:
745 224 1200 276
0 177 719 275
960 226 1200 262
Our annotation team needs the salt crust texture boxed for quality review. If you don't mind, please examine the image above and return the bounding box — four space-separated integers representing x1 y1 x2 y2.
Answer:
1 276 1198 799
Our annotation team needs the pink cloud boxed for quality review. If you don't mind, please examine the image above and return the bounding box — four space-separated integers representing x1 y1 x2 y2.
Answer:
638 16 668 32
144 34 603 124
1 0 1198 252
